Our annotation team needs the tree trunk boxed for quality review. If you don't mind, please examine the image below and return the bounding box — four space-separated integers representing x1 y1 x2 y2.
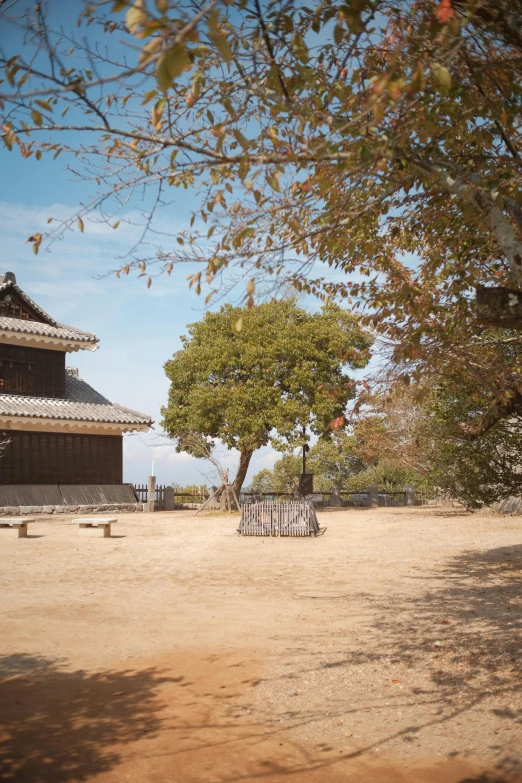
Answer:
232 449 254 499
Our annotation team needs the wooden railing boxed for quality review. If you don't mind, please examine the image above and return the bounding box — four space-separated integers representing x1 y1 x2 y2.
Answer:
133 484 209 510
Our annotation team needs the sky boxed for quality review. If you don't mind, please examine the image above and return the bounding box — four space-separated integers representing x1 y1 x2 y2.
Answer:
0 3 292 488
0 1 372 489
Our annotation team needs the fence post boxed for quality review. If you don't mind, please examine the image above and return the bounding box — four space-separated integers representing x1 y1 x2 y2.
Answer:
367 485 379 508
404 486 416 506
330 486 342 506
147 475 156 513
164 485 175 511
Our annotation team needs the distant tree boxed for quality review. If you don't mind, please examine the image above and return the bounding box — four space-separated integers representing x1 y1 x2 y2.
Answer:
351 374 522 506
162 299 371 496
263 435 367 494
250 469 273 495
270 453 302 494
344 461 429 494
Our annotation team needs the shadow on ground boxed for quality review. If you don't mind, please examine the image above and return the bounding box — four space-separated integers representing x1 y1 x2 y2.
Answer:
240 543 522 781
0 654 170 782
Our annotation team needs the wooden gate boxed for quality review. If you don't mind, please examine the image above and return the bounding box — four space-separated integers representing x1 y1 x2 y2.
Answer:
239 500 320 536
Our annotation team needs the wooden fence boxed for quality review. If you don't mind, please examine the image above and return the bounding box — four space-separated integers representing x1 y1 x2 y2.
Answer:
133 484 208 510
240 489 439 508
239 500 320 536
134 485 439 512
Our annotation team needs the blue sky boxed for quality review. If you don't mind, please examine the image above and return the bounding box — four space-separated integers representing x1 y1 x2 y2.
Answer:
0 2 372 488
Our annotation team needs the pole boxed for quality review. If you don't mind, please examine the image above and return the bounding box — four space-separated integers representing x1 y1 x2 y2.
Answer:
302 425 307 474
147 474 156 513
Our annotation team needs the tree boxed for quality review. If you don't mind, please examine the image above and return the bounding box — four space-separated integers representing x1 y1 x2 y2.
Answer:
250 468 273 495
270 453 302 494
258 434 366 494
3 1 522 434
351 372 522 506
161 299 371 495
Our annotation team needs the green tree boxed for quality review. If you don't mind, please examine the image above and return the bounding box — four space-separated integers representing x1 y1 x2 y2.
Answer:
161 299 371 495
270 453 302 494
263 435 366 494
250 468 274 495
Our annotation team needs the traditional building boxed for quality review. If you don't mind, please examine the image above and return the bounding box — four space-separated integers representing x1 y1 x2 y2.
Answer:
0 272 151 505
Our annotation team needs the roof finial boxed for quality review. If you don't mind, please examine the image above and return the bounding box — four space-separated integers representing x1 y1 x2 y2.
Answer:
0 272 16 285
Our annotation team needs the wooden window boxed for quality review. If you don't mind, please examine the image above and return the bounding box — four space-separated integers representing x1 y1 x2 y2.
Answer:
0 358 35 395
0 345 65 398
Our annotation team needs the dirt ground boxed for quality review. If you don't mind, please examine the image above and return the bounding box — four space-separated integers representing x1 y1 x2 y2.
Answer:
0 506 521 783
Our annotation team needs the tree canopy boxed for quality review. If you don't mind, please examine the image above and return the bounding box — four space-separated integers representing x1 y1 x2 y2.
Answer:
161 299 371 492
2 0 522 436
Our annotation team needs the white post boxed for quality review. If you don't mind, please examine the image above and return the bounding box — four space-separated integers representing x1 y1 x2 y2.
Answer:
147 475 156 513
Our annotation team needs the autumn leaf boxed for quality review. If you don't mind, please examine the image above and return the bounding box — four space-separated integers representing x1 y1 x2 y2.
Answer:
31 109 43 127
77 217 84 233
139 37 162 67
209 32 233 63
27 233 43 255
126 0 147 34
330 415 346 430
152 98 165 129
430 62 451 90
435 0 454 23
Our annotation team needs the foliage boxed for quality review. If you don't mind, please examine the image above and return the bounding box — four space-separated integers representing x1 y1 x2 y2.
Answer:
171 482 208 494
3 1 522 433
351 372 522 506
250 468 273 494
343 460 428 494
269 453 302 494
425 375 522 507
161 299 370 492
256 434 367 494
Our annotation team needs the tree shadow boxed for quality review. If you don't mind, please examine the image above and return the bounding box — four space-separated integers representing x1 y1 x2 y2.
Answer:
229 543 522 781
0 653 171 782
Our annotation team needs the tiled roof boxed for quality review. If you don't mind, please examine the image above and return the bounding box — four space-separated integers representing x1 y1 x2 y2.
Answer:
0 368 152 429
0 316 98 345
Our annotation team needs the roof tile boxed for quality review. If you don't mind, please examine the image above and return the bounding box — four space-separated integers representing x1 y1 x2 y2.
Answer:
0 316 98 345
0 368 152 429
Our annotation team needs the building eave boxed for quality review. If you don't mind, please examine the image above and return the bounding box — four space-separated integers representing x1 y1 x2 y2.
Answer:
0 416 152 435
0 331 98 352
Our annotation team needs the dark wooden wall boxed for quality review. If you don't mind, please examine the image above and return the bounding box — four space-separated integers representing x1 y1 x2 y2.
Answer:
0 430 123 485
0 344 65 398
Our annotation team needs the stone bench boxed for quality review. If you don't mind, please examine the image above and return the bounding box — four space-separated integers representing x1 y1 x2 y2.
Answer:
73 518 117 538
0 517 35 539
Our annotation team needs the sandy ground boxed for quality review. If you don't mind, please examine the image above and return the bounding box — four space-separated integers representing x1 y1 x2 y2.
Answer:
0 506 521 783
